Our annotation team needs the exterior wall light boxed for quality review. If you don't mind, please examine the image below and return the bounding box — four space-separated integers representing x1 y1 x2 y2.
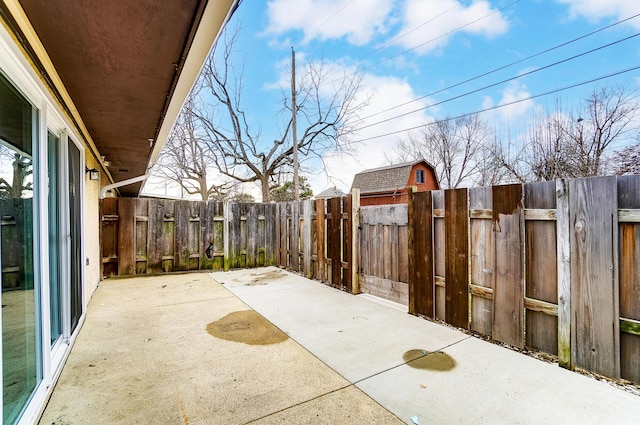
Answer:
86 167 100 181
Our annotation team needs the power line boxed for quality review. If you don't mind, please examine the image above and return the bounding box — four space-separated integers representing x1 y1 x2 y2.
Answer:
361 12 640 121
324 0 522 87
354 65 640 143
307 0 357 35
359 0 522 73
355 32 640 131
359 2 461 61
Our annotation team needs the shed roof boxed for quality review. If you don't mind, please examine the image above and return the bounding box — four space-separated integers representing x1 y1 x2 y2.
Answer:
315 187 345 199
350 160 431 194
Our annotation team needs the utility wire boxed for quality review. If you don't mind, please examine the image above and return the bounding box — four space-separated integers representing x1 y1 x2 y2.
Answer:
324 0 521 87
361 12 640 120
360 2 461 60
355 32 640 131
362 0 522 73
307 0 357 35
354 65 640 143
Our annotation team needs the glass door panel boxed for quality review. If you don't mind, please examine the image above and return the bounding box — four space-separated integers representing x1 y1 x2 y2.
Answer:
47 131 62 345
1 73 41 424
68 140 82 333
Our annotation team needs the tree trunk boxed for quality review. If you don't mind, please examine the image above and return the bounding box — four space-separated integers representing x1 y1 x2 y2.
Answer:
261 177 270 203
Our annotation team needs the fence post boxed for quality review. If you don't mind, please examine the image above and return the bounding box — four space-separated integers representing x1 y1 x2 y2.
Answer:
223 201 230 271
351 189 360 294
556 179 572 370
302 200 312 277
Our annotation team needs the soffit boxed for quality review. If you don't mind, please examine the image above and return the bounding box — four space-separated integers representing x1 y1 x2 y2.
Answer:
17 0 214 196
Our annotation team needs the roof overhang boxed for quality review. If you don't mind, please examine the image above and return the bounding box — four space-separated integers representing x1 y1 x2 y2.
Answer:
1 0 237 196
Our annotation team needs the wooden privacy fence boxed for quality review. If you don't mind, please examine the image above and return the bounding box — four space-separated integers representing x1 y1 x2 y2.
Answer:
100 194 360 292
274 194 359 292
100 198 277 277
99 176 640 385
406 175 640 385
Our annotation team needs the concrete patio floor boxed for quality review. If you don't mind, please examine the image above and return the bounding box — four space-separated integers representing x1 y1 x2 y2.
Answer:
39 268 640 424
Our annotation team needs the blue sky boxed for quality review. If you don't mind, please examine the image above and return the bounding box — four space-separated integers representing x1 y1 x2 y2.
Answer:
158 0 640 197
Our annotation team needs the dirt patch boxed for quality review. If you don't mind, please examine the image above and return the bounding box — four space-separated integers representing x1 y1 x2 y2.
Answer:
403 350 456 371
206 310 288 345
246 270 285 286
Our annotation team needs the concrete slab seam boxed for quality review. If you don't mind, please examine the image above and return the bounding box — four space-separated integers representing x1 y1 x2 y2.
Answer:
351 335 474 386
241 383 353 424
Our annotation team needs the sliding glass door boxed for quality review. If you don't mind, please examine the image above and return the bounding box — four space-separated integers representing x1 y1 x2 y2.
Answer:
1 72 41 425
67 140 82 333
47 132 62 346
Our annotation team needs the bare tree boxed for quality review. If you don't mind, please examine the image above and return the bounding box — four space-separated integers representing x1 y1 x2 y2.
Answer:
608 138 640 175
0 146 32 199
563 85 639 177
153 93 233 200
525 111 579 181
192 26 366 202
488 86 639 183
390 114 493 188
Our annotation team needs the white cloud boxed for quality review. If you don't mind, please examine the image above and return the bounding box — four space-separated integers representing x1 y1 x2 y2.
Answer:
556 0 640 28
265 0 396 45
310 73 434 193
393 0 509 54
497 81 535 121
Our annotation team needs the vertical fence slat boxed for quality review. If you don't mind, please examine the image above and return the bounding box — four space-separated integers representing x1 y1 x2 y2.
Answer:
432 190 446 320
570 176 620 378
117 198 136 276
409 191 434 317
100 198 118 278
147 199 164 274
344 194 353 292
302 200 312 277
524 181 558 354
246 204 258 268
445 188 469 329
618 175 640 383
351 190 360 293
174 200 190 271
314 199 325 281
469 187 493 336
264 203 276 266
330 197 341 288
135 199 148 274
491 184 525 348
556 179 572 369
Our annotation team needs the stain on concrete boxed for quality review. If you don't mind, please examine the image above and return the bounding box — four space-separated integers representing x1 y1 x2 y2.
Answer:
245 270 285 286
403 350 456 371
206 310 288 345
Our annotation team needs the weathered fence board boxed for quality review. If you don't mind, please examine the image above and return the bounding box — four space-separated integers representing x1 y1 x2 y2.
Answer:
117 198 136 276
524 181 558 355
491 184 525 348
618 175 640 383
445 188 469 329
570 176 620 378
408 191 434 317
360 204 409 305
432 190 446 320
313 199 326 281
469 186 494 336
344 195 353 292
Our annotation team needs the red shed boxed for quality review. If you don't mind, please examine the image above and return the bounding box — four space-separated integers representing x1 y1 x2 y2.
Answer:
350 160 439 206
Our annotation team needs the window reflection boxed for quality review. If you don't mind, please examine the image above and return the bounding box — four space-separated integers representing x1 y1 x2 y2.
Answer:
1 72 40 424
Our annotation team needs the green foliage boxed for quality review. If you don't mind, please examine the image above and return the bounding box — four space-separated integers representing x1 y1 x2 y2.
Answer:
270 177 313 202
